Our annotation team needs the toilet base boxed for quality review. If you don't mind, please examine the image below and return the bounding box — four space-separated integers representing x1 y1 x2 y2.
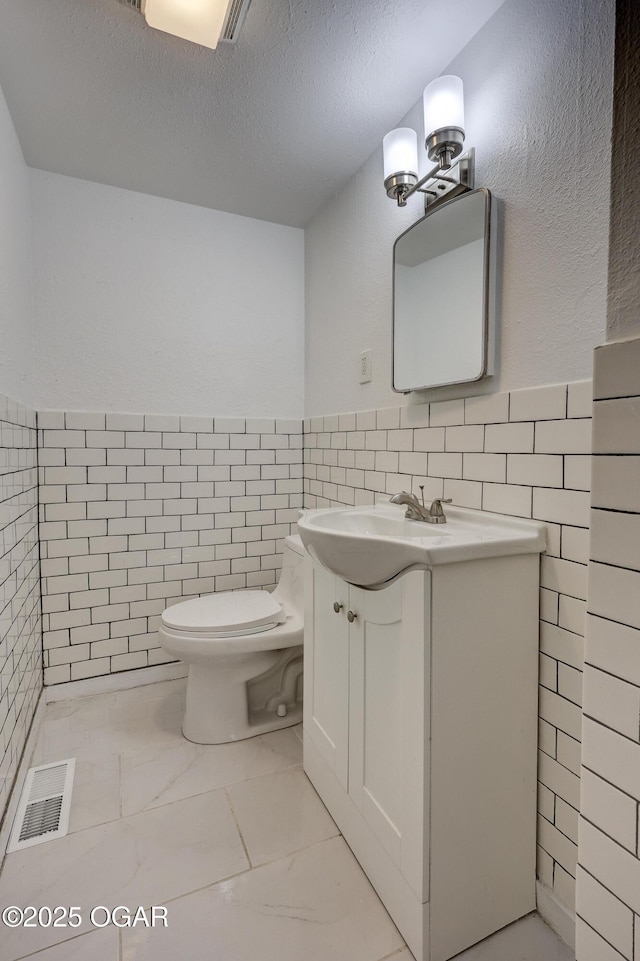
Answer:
183 704 303 745
182 647 303 744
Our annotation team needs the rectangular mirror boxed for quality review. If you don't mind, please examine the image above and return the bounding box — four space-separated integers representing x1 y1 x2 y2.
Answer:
392 187 496 393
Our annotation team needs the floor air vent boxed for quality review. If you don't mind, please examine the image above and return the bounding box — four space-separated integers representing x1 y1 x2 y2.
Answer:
8 759 75 853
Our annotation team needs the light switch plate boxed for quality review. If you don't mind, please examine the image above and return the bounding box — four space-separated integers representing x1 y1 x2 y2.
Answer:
359 349 373 384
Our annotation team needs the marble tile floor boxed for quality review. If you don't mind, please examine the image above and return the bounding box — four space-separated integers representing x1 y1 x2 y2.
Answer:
0 679 573 961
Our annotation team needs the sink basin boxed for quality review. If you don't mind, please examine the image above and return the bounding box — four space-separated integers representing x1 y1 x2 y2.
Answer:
298 501 546 588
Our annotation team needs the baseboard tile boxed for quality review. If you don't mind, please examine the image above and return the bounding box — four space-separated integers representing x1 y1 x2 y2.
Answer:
44 662 188 703
536 879 575 950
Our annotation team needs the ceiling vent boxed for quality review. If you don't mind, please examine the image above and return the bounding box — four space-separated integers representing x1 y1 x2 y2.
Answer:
220 0 252 43
118 0 252 44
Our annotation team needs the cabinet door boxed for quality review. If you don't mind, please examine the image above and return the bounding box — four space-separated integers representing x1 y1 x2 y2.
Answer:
303 559 350 789
348 571 430 901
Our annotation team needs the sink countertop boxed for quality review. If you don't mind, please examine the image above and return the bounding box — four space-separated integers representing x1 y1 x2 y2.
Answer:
298 501 547 588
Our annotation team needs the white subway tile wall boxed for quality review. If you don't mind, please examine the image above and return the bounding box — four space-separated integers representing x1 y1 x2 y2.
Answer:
577 338 640 961
38 412 303 686
0 393 42 825
304 380 592 913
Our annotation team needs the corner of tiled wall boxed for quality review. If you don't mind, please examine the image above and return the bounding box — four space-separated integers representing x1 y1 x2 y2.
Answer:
37 411 303 686
576 337 640 961
304 378 593 919
0 392 42 826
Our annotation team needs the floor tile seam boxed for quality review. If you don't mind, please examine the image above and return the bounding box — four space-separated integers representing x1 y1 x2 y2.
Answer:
220 789 341 874
136 832 349 913
118 752 124 821
119 759 304 819
376 948 412 961
1 772 244 863
39 731 123 753
37 747 126 771
67 810 121 839
5 855 275 946
11 754 124 844
48 679 184 708
236 826 344 872
0 813 119 868
44 688 184 723
43 692 185 727
40 735 185 763
217 757 304 792
11 924 102 961
43 709 113 729
36 746 303 826
223 784 253 868
119 747 216 817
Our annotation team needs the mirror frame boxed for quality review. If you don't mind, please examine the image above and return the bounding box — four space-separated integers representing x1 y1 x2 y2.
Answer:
391 186 496 394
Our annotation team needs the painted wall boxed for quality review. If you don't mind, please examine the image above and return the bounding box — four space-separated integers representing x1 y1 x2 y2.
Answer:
304 0 614 417
31 171 305 418
0 85 33 406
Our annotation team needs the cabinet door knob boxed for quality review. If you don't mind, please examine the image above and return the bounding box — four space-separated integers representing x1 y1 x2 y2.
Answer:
333 602 343 613
347 610 357 623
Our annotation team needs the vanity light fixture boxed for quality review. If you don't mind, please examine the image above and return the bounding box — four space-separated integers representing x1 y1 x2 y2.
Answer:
136 0 252 49
383 75 473 209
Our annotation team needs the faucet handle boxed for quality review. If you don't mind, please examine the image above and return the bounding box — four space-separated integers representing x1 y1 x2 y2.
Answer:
430 497 452 516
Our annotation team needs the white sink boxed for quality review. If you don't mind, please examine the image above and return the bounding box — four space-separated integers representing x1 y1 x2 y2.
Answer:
298 501 546 588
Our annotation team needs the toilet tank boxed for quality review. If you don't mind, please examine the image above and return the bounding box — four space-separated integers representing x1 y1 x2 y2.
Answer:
273 535 304 614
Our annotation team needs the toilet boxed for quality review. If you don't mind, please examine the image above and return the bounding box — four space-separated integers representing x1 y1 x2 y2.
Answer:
158 535 304 744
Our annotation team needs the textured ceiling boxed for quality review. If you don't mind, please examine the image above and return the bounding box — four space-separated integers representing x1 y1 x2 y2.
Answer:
0 0 506 227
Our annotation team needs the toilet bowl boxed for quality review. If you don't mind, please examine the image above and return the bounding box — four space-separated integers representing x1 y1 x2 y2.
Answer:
158 535 304 744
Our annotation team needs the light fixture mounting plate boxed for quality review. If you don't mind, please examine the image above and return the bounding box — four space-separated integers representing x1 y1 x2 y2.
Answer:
422 148 475 209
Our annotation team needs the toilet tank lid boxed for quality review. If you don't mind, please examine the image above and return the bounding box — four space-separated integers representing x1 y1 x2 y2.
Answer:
162 590 286 635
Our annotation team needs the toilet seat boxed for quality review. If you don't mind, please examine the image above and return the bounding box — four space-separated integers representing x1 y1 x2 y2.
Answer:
161 590 286 638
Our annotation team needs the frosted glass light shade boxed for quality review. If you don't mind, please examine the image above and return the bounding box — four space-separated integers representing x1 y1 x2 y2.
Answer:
383 128 418 180
423 76 465 136
142 0 231 50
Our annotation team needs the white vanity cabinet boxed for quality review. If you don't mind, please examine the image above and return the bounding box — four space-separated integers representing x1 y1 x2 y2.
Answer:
304 562 429 903
303 552 541 961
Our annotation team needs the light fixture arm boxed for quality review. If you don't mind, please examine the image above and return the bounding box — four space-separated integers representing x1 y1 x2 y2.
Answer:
398 157 452 206
395 149 474 209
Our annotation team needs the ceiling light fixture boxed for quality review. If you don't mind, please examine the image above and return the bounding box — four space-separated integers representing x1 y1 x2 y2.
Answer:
136 0 251 49
383 75 474 209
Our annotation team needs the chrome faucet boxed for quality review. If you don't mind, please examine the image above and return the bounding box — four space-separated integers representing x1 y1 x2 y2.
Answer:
390 487 452 524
